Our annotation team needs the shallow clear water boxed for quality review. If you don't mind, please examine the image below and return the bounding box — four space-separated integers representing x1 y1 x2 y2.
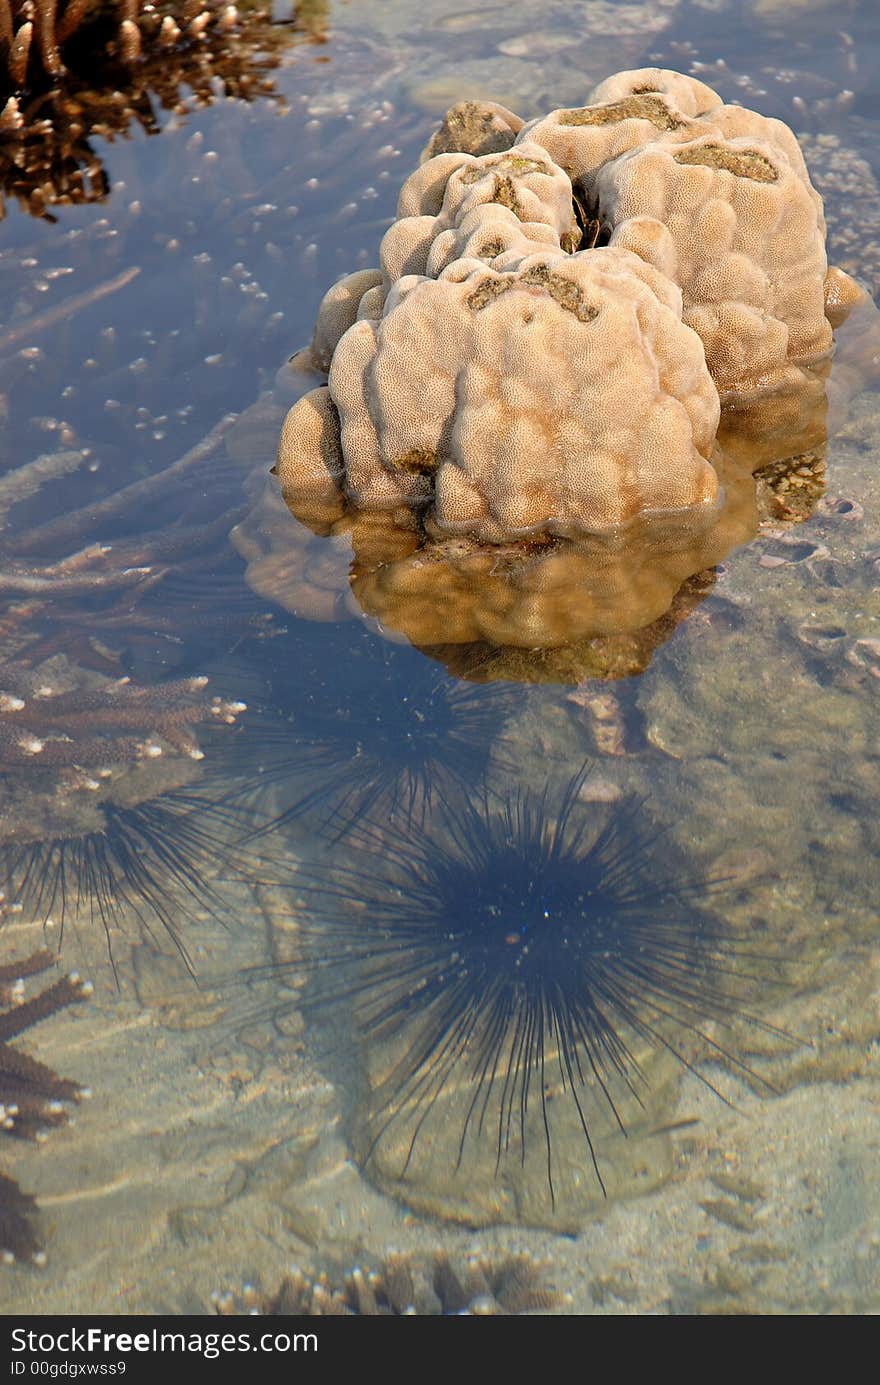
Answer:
0 0 878 1314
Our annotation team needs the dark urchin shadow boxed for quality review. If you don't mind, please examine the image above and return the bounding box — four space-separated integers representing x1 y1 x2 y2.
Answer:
282 765 790 1210
240 636 523 841
0 789 255 986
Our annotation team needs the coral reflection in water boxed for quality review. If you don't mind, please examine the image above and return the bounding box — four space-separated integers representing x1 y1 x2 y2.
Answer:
237 355 845 685
0 0 295 218
290 767 777 1216
239 446 753 682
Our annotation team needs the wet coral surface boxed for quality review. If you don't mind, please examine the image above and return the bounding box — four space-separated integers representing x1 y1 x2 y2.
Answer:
0 0 878 1317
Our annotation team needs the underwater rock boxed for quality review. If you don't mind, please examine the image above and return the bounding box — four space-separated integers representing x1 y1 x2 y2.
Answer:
420 98 524 162
633 391 880 945
799 131 880 300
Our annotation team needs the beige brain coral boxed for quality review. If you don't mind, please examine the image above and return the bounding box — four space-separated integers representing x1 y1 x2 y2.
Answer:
517 68 816 208
302 142 577 373
516 81 712 186
278 245 721 542
307 268 384 374
380 142 581 287
279 66 865 549
599 134 833 392
515 66 859 394
303 69 862 397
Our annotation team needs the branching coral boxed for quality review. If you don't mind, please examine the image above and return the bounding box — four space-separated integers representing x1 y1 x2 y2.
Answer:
0 407 274 676
0 0 296 104
0 656 258 986
0 948 90 1264
0 660 243 767
0 393 276 976
0 442 254 966
0 0 293 217
213 1251 563 1315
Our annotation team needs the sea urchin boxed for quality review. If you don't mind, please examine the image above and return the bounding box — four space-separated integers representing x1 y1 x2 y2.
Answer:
0 790 244 978
245 636 519 839
291 767 777 1225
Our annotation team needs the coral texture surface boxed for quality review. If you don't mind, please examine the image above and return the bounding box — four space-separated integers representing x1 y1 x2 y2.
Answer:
282 246 720 542
277 67 862 545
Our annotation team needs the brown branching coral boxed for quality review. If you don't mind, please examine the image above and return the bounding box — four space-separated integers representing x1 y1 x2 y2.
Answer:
0 947 90 1264
0 0 294 218
213 1251 564 1316
0 0 247 95
0 0 288 102
0 515 256 675
0 660 244 767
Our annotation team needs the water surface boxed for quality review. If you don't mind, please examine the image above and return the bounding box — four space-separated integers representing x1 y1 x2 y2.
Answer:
0 0 878 1314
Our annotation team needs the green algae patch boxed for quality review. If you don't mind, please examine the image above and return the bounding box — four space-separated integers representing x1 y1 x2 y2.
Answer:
674 144 778 182
558 95 686 131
